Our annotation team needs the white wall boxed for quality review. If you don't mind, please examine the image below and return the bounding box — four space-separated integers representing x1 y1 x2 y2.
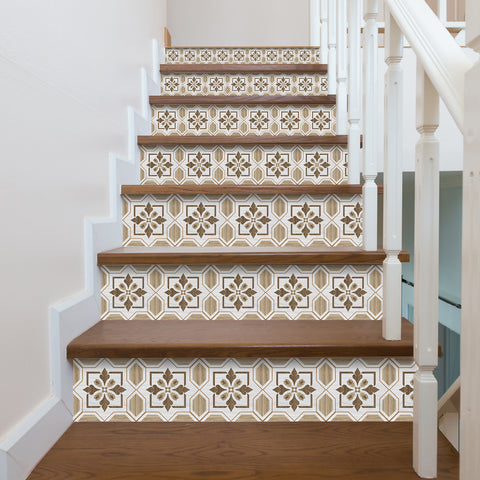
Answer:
167 0 310 46
0 0 166 442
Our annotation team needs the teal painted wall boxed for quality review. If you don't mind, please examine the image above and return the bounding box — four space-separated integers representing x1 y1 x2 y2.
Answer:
400 172 462 397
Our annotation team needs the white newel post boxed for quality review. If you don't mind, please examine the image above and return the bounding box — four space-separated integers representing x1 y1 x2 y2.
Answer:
382 8 404 341
310 0 321 46
460 50 480 480
328 0 337 95
413 65 439 479
336 0 348 135
362 0 379 251
320 0 328 64
347 0 361 184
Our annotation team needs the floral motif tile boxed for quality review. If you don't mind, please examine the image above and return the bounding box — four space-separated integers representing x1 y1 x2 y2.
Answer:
100 264 382 320
165 48 322 65
140 145 348 185
73 358 416 422
161 74 328 96
151 105 336 136
122 194 363 248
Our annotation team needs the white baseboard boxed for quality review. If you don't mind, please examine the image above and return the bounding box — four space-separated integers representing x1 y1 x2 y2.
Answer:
0 39 161 480
0 397 71 480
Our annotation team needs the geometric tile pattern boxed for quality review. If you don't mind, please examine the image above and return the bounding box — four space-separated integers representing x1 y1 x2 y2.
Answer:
161 74 328 96
140 145 348 185
165 47 322 65
73 357 416 422
122 193 363 247
100 264 382 321
151 104 337 136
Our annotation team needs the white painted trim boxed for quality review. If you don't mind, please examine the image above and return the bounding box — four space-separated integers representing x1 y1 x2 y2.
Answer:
0 397 71 480
0 39 160 480
386 0 474 131
310 0 321 46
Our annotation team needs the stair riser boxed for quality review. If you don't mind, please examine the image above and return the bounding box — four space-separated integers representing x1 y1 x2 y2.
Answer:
140 144 348 185
151 105 336 136
166 48 322 65
73 357 415 422
101 264 382 321
161 73 328 96
122 193 363 248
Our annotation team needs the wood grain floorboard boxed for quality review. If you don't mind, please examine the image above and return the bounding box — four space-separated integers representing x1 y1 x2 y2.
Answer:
28 423 458 480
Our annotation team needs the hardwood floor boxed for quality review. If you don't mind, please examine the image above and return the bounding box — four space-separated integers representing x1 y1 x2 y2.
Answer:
28 423 458 479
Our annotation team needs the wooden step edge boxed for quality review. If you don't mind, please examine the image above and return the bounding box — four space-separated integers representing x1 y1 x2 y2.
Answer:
149 95 337 105
121 184 384 195
97 247 410 266
67 319 415 359
166 45 321 49
137 135 349 146
160 64 328 74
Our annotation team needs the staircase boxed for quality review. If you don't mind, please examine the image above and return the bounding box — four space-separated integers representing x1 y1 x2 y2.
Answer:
28 46 458 478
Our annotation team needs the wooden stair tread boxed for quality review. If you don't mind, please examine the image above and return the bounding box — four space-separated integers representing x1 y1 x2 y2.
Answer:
160 64 328 74
122 184 384 195
149 95 336 105
27 423 459 480
97 246 410 265
138 135 349 145
67 319 414 358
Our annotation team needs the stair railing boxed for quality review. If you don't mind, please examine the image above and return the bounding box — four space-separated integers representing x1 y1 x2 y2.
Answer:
380 0 472 477
310 0 476 477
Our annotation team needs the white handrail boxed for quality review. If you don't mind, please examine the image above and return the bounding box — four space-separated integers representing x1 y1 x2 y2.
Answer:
385 0 473 132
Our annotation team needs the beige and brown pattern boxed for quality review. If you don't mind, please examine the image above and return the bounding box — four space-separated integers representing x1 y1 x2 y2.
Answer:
122 194 363 247
73 358 416 422
100 264 382 321
165 48 322 65
140 145 348 185
151 105 336 136
161 74 328 96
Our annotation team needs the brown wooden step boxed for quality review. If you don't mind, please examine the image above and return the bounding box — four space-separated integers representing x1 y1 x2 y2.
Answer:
160 64 328 74
97 246 410 266
121 184 384 195
149 95 336 105
138 135 349 146
27 423 459 480
67 319 414 359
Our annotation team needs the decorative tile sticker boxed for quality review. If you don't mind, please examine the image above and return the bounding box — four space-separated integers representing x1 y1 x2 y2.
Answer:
165 48 322 65
122 194 363 248
100 264 383 321
151 105 336 136
140 145 348 185
161 74 328 96
73 357 416 422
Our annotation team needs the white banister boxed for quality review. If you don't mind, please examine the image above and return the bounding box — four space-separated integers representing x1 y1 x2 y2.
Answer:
320 0 329 64
413 64 440 479
460 57 480 480
362 0 378 251
310 0 321 46
385 0 474 131
382 7 404 341
347 0 361 184
327 0 337 95
439 0 448 23
336 0 348 135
